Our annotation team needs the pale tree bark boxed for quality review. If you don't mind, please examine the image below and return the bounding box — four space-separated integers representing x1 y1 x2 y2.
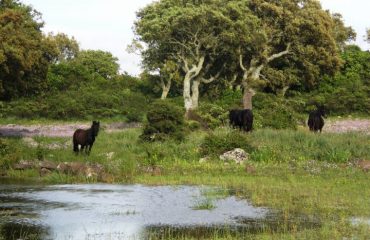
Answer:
160 78 171 100
172 32 222 116
181 55 205 115
242 88 256 109
239 44 291 109
278 86 290 98
191 79 200 109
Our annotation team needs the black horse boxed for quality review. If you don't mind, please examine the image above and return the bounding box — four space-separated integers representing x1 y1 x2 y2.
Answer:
308 107 326 132
73 121 100 154
229 109 253 132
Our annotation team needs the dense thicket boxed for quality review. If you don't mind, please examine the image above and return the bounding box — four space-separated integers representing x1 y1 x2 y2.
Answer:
0 0 49 100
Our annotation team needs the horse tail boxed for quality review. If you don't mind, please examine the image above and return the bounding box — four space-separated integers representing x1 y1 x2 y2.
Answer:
73 131 79 152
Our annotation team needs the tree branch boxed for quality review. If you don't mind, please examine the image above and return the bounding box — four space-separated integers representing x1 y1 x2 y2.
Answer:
267 43 291 63
201 64 224 84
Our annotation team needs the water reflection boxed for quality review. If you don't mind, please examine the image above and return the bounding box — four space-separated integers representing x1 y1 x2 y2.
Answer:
0 183 320 239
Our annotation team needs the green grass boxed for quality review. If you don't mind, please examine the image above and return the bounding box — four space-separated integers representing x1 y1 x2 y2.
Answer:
1 126 370 239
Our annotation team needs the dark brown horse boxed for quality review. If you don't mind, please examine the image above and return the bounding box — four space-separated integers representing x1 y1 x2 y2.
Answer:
73 121 100 155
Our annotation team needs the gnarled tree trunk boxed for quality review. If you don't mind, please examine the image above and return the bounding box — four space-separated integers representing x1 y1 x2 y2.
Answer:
243 87 256 110
160 78 171 100
239 44 291 109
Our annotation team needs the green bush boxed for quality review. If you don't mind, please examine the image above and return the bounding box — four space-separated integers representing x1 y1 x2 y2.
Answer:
0 139 20 170
253 93 298 129
196 103 228 129
200 130 255 157
1 86 150 121
140 100 185 142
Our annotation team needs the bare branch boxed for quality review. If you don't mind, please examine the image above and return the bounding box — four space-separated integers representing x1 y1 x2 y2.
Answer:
239 54 247 72
267 43 291 63
201 64 224 84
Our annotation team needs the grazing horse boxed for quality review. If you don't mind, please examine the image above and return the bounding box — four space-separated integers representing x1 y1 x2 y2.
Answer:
229 109 253 132
308 107 326 133
73 121 100 154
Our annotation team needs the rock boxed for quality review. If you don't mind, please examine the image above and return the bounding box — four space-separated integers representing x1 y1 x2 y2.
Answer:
245 164 256 174
38 160 58 170
199 157 210 163
67 162 86 174
220 148 249 164
13 160 106 179
13 160 35 170
142 166 162 176
40 168 52 176
106 152 115 160
85 163 104 178
357 160 370 172
22 137 38 148
57 162 68 173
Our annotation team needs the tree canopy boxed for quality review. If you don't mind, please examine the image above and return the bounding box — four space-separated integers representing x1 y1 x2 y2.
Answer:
0 0 51 100
134 0 355 111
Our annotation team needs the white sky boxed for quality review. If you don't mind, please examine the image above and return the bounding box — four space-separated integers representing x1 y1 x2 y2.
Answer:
21 0 370 76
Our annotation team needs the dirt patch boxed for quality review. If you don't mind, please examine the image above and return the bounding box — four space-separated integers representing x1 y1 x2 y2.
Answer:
323 119 370 134
0 119 369 137
0 122 141 137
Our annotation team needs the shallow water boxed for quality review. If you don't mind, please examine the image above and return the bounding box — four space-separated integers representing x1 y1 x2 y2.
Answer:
0 183 320 239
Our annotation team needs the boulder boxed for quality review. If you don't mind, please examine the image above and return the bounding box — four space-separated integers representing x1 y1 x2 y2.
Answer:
357 160 370 172
13 160 35 170
142 166 162 176
40 168 52 176
199 156 210 164
220 148 249 164
38 160 58 170
245 164 256 174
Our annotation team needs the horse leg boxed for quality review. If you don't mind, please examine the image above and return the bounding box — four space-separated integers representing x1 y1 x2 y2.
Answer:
80 145 86 154
85 144 90 155
88 144 93 155
73 143 79 154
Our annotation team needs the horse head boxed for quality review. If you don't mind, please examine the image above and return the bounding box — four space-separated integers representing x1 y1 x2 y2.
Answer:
317 106 327 118
92 121 100 136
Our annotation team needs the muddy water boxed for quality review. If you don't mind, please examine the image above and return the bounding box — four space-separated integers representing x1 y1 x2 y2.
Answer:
0 183 319 239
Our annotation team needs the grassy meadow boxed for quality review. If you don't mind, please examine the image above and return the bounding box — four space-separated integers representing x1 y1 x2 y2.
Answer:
1 124 370 239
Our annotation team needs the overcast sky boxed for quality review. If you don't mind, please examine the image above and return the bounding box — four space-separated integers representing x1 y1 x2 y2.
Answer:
22 0 370 76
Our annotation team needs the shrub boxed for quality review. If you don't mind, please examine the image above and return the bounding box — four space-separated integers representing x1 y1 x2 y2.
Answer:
196 103 228 129
253 93 298 130
0 139 20 170
140 100 185 142
200 130 255 157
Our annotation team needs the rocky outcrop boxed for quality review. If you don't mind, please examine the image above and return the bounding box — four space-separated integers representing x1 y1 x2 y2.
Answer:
357 160 370 172
220 148 249 164
13 160 105 179
141 166 162 176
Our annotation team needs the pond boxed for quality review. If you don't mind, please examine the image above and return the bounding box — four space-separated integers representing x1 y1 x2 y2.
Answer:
0 182 320 239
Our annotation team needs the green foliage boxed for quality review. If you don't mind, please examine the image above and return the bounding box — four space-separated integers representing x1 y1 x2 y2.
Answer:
253 93 298 130
200 128 370 163
248 130 370 163
44 32 79 63
214 89 243 109
200 130 254 157
73 50 119 79
0 138 20 170
311 45 370 115
0 0 52 100
186 120 202 131
196 103 228 130
140 100 185 142
1 76 150 120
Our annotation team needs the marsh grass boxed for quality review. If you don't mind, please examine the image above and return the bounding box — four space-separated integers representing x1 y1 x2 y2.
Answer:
1 126 370 238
